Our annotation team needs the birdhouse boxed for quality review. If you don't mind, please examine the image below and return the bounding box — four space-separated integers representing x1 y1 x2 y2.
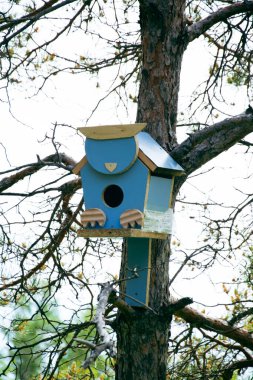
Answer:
73 123 184 239
73 123 184 306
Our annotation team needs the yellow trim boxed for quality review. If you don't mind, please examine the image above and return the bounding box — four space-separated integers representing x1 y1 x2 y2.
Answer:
145 238 152 306
72 156 87 175
168 176 175 208
138 149 157 172
78 123 146 140
143 171 151 211
104 163 117 172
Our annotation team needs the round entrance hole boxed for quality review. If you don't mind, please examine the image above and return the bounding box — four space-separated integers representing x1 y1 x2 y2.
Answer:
103 184 124 208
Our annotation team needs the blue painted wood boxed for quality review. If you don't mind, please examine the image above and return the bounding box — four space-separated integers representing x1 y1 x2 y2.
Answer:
125 238 151 306
146 176 172 211
85 137 138 175
80 159 149 229
137 132 184 175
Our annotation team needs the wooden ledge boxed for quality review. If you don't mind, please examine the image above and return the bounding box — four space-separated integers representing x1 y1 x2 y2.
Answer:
77 229 168 240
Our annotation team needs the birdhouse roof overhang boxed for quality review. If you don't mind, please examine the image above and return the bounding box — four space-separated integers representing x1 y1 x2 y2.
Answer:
137 132 184 177
78 123 146 140
73 125 184 178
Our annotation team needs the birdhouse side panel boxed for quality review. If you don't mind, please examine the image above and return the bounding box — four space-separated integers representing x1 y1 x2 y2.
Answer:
85 137 138 175
144 176 174 234
146 176 173 211
80 160 149 229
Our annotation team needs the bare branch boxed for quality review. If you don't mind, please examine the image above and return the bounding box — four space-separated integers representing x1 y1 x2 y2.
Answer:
0 153 76 193
174 303 253 351
82 282 116 369
0 0 77 34
188 1 253 42
172 112 253 178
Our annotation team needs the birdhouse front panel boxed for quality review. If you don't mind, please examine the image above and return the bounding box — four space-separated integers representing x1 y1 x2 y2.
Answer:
80 159 149 229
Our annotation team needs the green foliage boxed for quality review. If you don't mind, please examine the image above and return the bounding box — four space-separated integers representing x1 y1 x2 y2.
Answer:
227 67 249 87
1 291 114 380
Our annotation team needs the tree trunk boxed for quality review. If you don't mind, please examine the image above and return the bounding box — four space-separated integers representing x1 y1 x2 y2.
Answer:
137 0 187 150
116 1 186 379
116 307 171 379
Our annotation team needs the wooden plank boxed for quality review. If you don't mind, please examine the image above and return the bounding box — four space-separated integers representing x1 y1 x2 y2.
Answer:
125 238 151 306
72 156 87 175
120 209 144 228
138 149 157 172
85 136 138 175
78 123 146 140
77 228 168 239
169 176 175 208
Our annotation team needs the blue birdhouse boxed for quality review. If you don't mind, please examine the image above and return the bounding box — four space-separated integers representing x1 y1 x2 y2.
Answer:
74 123 184 306
74 123 184 239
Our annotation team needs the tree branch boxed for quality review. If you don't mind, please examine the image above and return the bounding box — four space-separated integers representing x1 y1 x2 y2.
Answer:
188 1 253 42
0 0 77 33
82 282 116 369
223 359 253 380
174 304 253 351
0 153 76 193
171 112 253 177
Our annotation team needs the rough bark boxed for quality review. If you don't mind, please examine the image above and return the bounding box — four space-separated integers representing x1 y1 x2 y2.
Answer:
136 0 187 151
116 309 171 380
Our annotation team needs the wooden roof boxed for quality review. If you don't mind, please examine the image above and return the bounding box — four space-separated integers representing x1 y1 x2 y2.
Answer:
78 123 146 140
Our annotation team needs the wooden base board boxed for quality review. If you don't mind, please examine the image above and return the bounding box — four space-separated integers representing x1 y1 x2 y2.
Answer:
77 228 168 239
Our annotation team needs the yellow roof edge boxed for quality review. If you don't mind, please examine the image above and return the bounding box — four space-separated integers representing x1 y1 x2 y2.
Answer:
78 123 147 140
